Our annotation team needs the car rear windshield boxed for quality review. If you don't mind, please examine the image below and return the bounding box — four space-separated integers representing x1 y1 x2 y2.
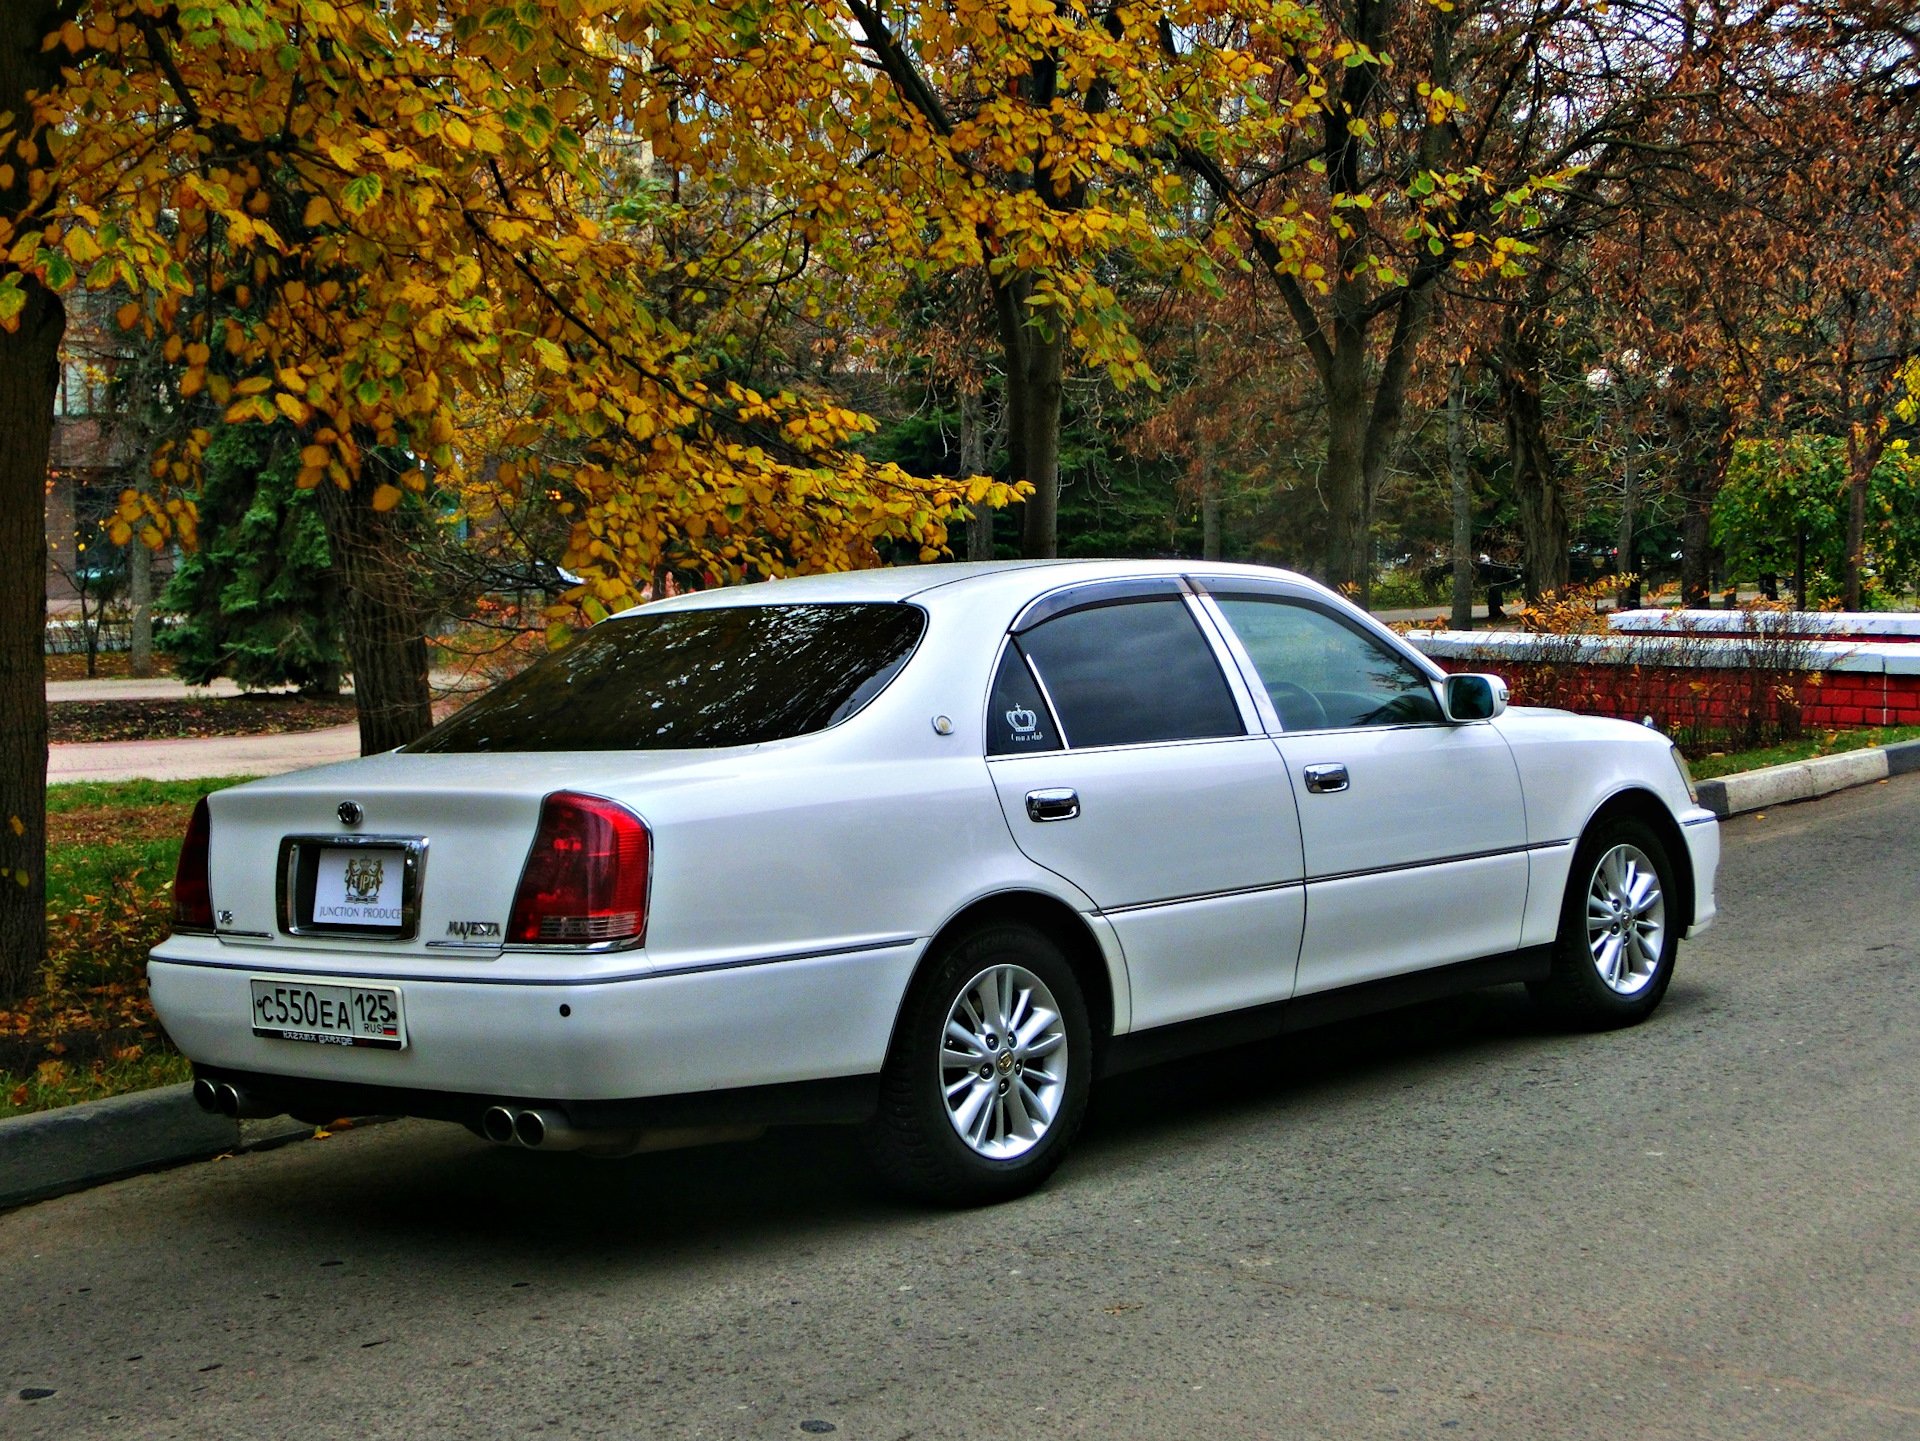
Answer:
406 602 926 752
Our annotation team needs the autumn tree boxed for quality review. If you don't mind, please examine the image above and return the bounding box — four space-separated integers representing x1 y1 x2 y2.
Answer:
0 0 1007 1000
635 2 1337 558
1175 0 1758 595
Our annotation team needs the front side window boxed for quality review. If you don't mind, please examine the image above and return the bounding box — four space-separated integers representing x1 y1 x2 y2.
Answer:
408 603 925 752
1015 597 1242 749
1214 597 1442 731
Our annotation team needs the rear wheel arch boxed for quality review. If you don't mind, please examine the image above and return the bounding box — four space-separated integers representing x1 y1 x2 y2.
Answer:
902 892 1117 1063
1580 788 1695 932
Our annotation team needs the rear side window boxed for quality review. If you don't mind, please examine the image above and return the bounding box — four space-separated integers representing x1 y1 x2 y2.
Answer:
407 603 925 752
987 645 1063 755
1015 598 1241 749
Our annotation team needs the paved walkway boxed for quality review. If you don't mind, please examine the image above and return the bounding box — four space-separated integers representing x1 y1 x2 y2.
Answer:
47 676 262 702
44 670 491 783
48 725 362 783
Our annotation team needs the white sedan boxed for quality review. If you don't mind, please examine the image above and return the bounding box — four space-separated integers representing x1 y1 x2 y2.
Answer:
150 560 1719 1203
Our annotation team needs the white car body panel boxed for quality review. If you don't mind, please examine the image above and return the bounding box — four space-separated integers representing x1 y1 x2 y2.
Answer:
1276 721 1529 993
989 733 1307 1030
149 559 1720 1131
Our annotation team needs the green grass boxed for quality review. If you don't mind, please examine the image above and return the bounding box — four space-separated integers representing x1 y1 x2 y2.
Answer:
43 777 256 919
2 776 259 1118
44 775 259 814
0 1053 193 1120
1687 725 1920 780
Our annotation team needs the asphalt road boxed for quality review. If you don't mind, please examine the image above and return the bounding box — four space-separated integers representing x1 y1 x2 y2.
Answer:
6 777 1918 1440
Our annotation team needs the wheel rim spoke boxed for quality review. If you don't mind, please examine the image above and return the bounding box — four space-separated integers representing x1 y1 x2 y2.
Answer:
1584 842 1666 996
940 962 1070 1162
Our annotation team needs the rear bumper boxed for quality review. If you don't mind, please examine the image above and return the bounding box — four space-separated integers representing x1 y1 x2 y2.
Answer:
147 938 922 1117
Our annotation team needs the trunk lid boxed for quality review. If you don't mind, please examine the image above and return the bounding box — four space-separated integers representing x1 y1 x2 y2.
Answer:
200 748 739 957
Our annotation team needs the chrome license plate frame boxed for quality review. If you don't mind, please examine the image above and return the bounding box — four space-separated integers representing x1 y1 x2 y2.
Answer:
249 977 407 1050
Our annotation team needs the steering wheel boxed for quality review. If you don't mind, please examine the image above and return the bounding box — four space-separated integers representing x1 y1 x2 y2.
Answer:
1266 680 1328 731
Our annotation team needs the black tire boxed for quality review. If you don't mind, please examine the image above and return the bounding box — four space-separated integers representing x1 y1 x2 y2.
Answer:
1530 815 1680 1030
862 923 1092 1206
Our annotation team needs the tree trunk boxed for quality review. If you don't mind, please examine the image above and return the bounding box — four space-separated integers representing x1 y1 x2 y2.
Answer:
1322 347 1369 593
0 0 65 1004
989 274 1066 561
129 535 154 678
1680 496 1713 608
1667 390 1728 608
1016 330 1065 559
958 387 993 561
1617 441 1640 611
1498 327 1566 601
316 484 434 754
1842 425 1883 611
1448 363 1473 631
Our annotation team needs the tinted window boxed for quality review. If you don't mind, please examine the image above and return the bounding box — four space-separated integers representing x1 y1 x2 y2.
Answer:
987 645 1063 755
1214 597 1442 730
407 603 925 752
1018 598 1241 749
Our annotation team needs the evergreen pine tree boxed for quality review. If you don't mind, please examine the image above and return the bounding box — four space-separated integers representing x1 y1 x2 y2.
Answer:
160 425 348 694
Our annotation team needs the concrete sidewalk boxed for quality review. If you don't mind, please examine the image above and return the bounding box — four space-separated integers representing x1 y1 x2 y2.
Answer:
45 668 490 782
47 668 486 704
46 675 275 702
48 724 363 783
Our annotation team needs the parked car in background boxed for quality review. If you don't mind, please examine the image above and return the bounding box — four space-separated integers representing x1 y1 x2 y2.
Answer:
150 561 1719 1204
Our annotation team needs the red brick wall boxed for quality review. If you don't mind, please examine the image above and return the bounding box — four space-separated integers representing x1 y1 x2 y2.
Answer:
1433 658 1920 735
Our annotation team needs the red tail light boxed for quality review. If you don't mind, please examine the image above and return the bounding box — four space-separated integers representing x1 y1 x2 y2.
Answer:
173 797 215 932
508 792 650 945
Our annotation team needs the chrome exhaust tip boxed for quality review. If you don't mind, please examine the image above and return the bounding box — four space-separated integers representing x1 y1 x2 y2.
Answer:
512 1108 567 1149
214 1081 243 1118
191 1077 222 1114
480 1106 518 1146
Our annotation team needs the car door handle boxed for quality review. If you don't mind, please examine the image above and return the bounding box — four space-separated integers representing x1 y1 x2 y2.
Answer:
1303 763 1349 794
1025 788 1080 823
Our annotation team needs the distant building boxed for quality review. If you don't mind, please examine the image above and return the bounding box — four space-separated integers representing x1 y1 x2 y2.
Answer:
44 303 172 614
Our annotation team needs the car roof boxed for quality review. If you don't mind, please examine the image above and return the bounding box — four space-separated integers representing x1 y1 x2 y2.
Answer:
620 559 1330 616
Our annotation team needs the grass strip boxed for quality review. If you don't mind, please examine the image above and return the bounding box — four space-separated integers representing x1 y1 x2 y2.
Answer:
1687 725 1920 780
3 776 257 1119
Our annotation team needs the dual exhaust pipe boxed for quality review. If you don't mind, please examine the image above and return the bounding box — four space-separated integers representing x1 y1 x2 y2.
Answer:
191 1076 276 1119
482 1105 597 1151
482 1106 760 1157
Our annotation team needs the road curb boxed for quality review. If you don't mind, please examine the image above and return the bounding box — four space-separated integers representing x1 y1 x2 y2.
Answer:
1694 739 1920 819
0 1084 311 1213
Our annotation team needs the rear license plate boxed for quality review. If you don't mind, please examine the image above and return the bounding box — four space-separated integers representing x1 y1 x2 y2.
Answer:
250 978 407 1049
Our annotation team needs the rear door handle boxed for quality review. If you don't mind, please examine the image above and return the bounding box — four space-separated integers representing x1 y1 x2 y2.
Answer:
1303 763 1349 794
1025 788 1080 823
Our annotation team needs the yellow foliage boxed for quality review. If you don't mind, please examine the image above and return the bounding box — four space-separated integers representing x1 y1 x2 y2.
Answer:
6 0 1104 595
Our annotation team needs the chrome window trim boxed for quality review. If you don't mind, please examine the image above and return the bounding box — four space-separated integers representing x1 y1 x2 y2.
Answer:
1000 582 1248 753
1192 576 1449 683
1188 587 1284 734
1196 582 1452 734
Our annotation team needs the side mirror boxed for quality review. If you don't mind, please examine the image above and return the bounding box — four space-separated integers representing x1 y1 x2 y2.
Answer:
1441 672 1508 722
